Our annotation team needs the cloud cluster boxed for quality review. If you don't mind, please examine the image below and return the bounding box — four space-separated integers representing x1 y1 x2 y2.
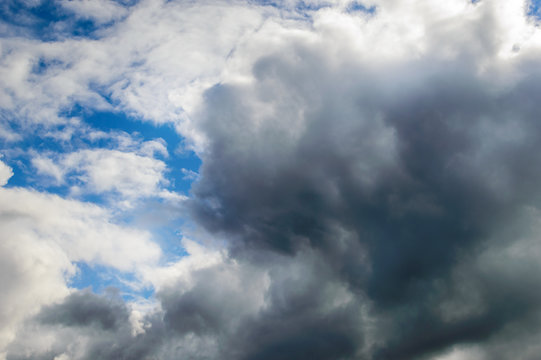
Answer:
186 3 541 356
0 160 160 354
3 0 541 360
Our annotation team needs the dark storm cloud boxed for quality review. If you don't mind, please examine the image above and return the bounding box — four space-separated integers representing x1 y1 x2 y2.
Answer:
187 38 541 358
372 252 541 360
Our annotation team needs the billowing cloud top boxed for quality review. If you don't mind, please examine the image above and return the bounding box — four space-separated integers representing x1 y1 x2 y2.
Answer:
2 0 541 359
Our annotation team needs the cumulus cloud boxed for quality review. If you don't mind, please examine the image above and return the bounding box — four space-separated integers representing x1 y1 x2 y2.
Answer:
35 149 167 198
3 0 541 360
187 1 541 358
0 160 13 186
30 134 177 205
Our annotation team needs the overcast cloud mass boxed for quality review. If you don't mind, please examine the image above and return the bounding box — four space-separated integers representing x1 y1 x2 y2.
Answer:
2 0 541 359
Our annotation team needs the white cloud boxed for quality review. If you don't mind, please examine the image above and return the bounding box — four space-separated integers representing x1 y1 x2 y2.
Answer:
32 145 171 202
181 168 199 181
0 186 161 271
0 230 73 358
32 156 64 184
142 238 226 292
0 160 13 186
59 0 129 25
139 138 168 158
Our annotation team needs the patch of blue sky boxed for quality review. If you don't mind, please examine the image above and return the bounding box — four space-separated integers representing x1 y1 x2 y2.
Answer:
144 223 189 264
249 0 328 15
294 1 332 12
70 262 154 301
31 57 66 76
251 0 282 9
1 157 33 189
529 0 541 20
347 2 376 14
0 122 69 190
0 0 131 40
157 221 187 248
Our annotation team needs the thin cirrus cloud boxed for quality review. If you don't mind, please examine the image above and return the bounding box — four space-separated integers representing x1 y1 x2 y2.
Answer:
2 0 541 360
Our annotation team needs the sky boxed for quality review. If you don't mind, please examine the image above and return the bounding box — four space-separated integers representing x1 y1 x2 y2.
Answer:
1 0 541 359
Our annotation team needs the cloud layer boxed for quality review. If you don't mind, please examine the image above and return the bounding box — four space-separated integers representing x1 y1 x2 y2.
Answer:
2 0 541 359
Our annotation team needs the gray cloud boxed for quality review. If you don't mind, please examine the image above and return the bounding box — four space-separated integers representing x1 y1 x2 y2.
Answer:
172 249 363 360
6 290 165 360
37 289 129 331
186 26 541 359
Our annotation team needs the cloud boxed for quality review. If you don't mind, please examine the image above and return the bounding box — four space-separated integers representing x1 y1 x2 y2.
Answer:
186 1 541 358
0 160 13 186
0 185 161 270
59 0 130 25
38 289 130 331
3 1 541 360
55 149 166 198
31 137 173 203
5 289 155 360
6 243 367 360
0 0 268 149
0 159 161 353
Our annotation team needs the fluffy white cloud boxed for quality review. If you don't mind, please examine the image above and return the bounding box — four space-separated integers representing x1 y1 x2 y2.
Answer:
142 238 227 292
64 149 167 197
0 160 13 186
33 147 169 202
